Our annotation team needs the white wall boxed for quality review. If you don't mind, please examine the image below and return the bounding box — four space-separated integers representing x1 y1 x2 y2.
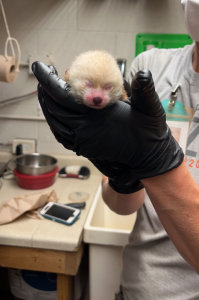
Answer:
0 0 187 155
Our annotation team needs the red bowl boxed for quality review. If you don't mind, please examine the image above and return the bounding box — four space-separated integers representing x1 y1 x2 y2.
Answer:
14 167 59 190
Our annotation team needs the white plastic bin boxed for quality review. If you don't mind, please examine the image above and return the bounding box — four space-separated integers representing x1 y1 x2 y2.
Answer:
83 185 136 300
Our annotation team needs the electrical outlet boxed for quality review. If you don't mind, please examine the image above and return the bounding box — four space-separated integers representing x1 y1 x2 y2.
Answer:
12 139 36 154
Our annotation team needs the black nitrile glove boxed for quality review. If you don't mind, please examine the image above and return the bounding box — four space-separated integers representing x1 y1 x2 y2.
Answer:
34 64 144 194
32 62 184 183
89 159 144 194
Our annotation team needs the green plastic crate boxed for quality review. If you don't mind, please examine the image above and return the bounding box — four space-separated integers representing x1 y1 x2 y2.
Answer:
135 33 193 57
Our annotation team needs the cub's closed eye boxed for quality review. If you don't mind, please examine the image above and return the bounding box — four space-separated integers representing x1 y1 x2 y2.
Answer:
104 85 112 91
84 81 94 88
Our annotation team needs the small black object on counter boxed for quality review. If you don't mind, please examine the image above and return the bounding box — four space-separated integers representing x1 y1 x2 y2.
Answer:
64 202 86 209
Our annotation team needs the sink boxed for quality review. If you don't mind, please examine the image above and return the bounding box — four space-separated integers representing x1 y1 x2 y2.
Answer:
84 184 136 246
83 184 137 300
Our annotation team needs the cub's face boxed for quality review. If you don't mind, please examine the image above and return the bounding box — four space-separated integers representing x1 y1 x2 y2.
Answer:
65 50 123 109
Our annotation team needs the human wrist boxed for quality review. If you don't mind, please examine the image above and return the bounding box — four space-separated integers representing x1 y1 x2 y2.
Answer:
140 161 194 197
101 174 108 186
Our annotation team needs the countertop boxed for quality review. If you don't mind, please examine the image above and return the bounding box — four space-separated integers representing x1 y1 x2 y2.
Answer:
0 153 101 252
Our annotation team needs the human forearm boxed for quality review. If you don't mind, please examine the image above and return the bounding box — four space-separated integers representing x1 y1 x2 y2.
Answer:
101 175 145 215
141 161 199 274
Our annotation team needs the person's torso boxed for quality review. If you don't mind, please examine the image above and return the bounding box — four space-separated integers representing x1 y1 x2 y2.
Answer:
121 44 199 300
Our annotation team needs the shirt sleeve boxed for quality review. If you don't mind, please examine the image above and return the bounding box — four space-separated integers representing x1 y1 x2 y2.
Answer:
127 49 157 84
127 55 142 84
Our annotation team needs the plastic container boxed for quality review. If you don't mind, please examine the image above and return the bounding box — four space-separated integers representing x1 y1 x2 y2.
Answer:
135 33 193 57
83 185 136 300
13 167 58 190
8 269 57 300
8 260 88 300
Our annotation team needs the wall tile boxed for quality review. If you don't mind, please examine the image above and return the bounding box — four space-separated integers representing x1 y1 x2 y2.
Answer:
0 97 38 116
63 31 116 55
3 0 77 31
37 122 75 154
0 119 38 142
37 121 58 143
37 141 75 155
0 68 38 103
77 0 137 32
133 0 186 34
77 0 186 33
0 30 38 63
115 32 137 78
37 30 66 54
38 31 116 77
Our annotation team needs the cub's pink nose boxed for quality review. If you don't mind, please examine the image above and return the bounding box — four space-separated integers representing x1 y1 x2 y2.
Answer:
93 97 102 105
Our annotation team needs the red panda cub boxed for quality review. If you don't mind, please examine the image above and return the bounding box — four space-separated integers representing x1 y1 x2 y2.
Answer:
64 50 127 109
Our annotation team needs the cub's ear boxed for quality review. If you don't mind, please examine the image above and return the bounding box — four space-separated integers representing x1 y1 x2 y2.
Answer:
64 69 70 82
123 78 131 97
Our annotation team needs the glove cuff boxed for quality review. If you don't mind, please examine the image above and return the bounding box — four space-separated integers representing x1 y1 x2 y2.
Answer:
131 128 184 179
108 178 144 194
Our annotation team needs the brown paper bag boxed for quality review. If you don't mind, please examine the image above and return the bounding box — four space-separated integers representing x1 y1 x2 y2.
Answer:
0 190 58 225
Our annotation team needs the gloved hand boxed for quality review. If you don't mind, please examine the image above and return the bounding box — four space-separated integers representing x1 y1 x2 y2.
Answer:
33 64 143 194
95 77 144 193
32 62 184 182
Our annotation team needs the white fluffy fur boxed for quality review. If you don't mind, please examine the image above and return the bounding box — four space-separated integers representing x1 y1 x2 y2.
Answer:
65 50 124 105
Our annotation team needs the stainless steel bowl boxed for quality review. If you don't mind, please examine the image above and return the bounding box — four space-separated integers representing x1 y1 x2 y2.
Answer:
15 153 57 176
